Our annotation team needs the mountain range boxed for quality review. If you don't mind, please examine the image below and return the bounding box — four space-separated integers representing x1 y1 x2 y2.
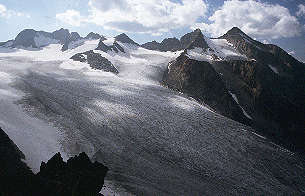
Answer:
0 27 304 195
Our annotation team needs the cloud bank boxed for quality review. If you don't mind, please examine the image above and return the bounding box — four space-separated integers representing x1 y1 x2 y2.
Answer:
56 0 207 35
193 0 303 39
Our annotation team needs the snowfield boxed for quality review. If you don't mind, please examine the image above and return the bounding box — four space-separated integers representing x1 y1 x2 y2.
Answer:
0 41 304 195
186 37 247 62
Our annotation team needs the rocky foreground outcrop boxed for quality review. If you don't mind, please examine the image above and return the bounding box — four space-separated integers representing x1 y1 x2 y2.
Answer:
0 127 108 196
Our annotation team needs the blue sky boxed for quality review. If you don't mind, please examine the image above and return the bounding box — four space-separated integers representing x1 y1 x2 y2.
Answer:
0 0 304 62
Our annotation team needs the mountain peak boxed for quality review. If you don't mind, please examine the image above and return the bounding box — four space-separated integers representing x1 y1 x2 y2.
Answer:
85 32 104 40
222 27 247 37
182 28 208 50
115 33 138 45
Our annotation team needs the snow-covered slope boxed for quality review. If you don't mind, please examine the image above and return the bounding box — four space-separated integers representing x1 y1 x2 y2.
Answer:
186 36 247 62
0 38 304 195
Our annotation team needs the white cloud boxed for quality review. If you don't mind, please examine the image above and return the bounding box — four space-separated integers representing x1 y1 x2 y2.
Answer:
296 4 305 17
0 3 30 19
56 10 86 27
193 0 303 39
56 0 207 34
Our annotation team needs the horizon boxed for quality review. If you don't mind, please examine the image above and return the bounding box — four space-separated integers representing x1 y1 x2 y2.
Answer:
0 0 305 62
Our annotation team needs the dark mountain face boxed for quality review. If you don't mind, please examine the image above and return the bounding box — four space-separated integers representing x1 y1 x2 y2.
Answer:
159 38 181 51
163 27 305 152
52 28 70 44
140 40 161 50
13 29 38 48
115 33 139 45
162 52 250 125
216 27 305 151
181 28 209 49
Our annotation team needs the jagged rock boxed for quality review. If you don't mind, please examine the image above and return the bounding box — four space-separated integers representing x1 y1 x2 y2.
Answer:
162 52 250 125
0 126 109 196
71 50 119 74
96 39 125 53
37 152 108 196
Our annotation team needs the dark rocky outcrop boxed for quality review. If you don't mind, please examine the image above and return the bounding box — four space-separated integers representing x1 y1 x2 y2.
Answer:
37 152 108 196
0 127 37 196
0 126 108 196
162 52 250 125
71 50 119 74
96 39 125 53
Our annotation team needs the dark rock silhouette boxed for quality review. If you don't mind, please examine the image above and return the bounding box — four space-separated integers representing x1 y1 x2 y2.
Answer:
0 127 108 196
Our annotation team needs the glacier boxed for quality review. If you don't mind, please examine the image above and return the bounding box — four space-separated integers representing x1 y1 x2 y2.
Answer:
0 41 304 195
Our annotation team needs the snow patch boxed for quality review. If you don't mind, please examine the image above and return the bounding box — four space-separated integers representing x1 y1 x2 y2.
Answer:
186 47 213 62
103 38 115 46
229 92 252 119
268 64 279 74
209 38 247 60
